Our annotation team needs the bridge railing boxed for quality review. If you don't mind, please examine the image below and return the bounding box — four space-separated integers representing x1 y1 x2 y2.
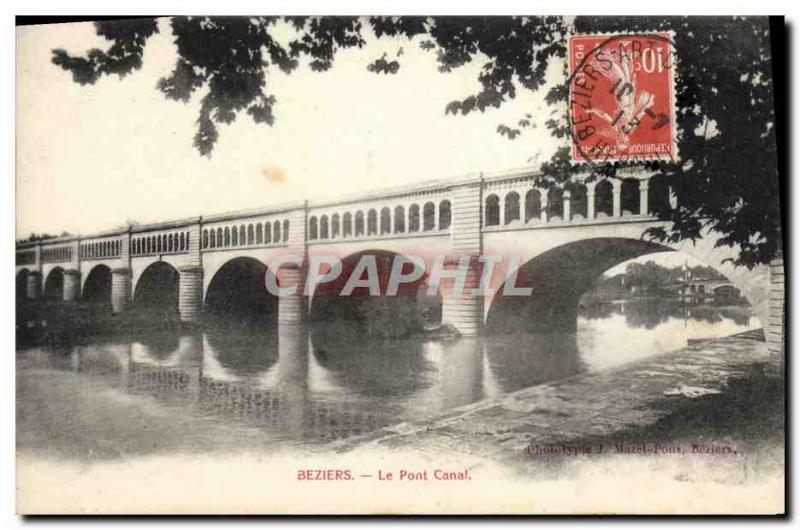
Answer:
306 190 454 243
16 249 36 266
80 238 122 261
201 215 290 252
131 228 191 257
482 172 673 230
41 245 74 264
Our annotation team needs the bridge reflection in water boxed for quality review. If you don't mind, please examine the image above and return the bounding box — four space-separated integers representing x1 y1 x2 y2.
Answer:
18 299 758 449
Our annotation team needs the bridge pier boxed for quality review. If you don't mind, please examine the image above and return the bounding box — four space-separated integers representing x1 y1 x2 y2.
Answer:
612 180 622 217
277 264 306 327
177 333 203 396
440 256 483 337
278 324 309 437
62 269 81 302
26 271 41 300
278 325 309 386
110 268 131 315
639 179 649 215
540 192 548 222
178 266 203 324
767 257 785 365
443 177 484 336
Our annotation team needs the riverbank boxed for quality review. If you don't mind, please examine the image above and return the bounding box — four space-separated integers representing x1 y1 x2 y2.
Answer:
330 331 784 477
16 300 179 347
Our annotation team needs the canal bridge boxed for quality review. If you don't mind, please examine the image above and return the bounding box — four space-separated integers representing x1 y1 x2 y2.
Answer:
15 167 781 343
682 279 738 299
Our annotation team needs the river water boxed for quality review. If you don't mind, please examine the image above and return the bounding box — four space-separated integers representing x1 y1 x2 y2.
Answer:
17 300 759 460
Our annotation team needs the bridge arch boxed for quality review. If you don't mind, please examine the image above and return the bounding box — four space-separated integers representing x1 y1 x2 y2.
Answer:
394 205 405 233
408 205 420 232
320 215 329 239
343 212 353 237
595 180 614 217
567 182 588 220
308 249 441 338
648 174 672 215
439 200 451 229
525 189 542 223
423 202 436 231
355 211 365 236
204 256 278 325
133 261 179 320
367 209 378 235
485 237 763 335
504 192 520 225
380 207 391 234
547 187 564 220
485 194 500 226
43 267 65 300
82 264 112 305
621 177 639 215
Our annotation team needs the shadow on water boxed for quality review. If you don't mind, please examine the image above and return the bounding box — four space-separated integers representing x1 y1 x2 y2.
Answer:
132 329 181 361
203 320 279 376
309 322 432 398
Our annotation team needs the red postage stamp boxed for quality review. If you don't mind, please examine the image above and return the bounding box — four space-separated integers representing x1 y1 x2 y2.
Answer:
568 32 677 165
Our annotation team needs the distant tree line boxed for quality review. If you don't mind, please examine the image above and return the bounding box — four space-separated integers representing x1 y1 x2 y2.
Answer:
17 232 71 245
591 260 727 299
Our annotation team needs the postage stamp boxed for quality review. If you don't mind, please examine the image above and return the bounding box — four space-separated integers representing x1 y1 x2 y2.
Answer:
568 32 678 165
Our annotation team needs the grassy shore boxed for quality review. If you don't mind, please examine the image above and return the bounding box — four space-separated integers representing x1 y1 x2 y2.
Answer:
16 300 182 348
554 363 784 456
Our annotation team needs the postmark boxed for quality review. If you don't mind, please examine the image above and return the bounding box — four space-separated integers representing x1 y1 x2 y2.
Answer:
567 32 678 166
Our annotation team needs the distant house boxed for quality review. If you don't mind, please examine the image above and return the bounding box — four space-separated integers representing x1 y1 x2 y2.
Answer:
681 277 740 300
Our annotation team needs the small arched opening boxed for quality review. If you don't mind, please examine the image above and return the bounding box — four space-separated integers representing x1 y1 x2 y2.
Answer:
504 192 520 225
595 180 614 218
485 194 500 227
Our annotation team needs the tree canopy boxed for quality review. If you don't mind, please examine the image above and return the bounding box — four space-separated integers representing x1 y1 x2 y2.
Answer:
50 16 781 267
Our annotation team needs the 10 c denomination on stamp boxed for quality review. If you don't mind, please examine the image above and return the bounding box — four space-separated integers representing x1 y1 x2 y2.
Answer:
568 32 678 165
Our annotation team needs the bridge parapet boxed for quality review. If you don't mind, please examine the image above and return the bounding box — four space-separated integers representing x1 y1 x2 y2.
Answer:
306 185 454 243
201 213 290 253
41 244 75 264
81 237 123 261
483 171 670 230
131 227 192 257
16 248 37 267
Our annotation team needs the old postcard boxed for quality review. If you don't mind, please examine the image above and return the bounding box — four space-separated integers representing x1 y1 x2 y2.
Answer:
15 15 785 515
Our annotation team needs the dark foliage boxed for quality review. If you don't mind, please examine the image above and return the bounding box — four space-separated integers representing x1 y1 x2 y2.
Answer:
51 16 781 266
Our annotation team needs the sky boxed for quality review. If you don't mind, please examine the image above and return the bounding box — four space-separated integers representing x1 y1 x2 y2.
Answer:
16 17 562 238
15 17 710 273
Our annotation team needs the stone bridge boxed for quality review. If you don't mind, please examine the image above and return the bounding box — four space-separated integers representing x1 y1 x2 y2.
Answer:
16 167 779 340
682 279 737 299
